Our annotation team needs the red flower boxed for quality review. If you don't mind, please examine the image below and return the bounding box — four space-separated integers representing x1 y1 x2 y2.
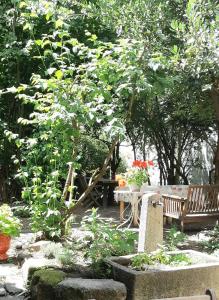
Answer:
148 160 154 167
140 161 148 168
132 160 141 167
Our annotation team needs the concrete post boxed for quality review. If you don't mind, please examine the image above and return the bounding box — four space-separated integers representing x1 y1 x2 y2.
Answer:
138 193 163 253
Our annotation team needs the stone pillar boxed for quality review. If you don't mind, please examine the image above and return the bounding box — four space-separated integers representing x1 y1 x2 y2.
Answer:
138 193 163 253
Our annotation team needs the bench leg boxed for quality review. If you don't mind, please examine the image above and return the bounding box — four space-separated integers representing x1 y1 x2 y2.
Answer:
167 217 173 225
163 216 167 226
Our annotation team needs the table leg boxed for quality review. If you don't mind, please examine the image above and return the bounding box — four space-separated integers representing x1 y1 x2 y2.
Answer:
133 202 139 226
120 201 125 222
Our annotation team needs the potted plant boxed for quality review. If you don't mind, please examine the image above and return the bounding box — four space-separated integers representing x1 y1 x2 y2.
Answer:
0 204 21 260
119 160 154 191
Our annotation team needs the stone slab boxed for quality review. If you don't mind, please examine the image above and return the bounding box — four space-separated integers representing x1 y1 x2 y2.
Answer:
55 278 127 300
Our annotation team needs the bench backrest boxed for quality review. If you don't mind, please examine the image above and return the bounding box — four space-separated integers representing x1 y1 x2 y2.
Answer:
141 184 189 198
186 185 219 214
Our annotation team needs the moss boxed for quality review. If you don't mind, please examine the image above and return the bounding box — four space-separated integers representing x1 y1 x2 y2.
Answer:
31 268 66 287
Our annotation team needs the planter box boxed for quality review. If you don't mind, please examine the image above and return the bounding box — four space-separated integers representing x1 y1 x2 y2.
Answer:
106 250 219 300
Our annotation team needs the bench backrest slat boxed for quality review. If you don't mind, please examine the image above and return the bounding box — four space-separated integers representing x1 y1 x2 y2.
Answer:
186 185 219 214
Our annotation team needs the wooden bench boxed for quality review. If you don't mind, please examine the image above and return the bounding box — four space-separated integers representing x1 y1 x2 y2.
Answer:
162 185 219 231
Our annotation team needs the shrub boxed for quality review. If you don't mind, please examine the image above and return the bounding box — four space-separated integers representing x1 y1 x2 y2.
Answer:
81 208 137 275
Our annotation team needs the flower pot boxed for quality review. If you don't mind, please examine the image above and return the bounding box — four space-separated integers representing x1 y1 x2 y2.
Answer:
128 184 140 192
0 233 11 260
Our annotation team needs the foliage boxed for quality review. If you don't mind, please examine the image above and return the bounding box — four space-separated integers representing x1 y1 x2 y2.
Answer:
81 208 137 274
126 160 153 187
8 0 160 238
79 136 109 174
117 160 154 187
43 242 75 266
0 0 218 238
131 248 191 271
201 225 219 252
12 204 30 218
165 226 187 250
0 204 21 237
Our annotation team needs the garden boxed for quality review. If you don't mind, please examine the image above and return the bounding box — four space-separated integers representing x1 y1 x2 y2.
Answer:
0 0 218 299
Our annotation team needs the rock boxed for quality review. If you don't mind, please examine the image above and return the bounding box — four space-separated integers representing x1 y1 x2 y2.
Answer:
22 258 60 283
30 269 66 300
15 251 33 268
0 287 7 296
55 278 127 300
29 241 52 252
15 243 23 250
4 282 23 295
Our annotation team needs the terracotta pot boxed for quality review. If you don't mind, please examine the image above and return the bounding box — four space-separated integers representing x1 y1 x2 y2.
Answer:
0 233 11 260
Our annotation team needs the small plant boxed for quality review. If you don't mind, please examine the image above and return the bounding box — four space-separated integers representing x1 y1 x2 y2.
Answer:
43 242 75 266
81 208 137 275
165 226 187 250
0 204 21 237
13 205 30 218
131 248 191 271
201 225 219 252
56 247 75 266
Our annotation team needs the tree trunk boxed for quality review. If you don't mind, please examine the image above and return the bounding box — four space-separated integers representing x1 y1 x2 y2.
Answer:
211 81 219 183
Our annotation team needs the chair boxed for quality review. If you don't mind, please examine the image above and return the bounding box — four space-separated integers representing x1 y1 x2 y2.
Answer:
162 185 219 231
77 175 103 208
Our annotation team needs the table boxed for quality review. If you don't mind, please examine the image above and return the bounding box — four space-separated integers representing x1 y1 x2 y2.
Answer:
98 179 118 208
114 190 143 227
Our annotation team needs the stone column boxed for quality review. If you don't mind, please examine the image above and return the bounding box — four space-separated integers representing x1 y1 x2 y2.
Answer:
138 193 163 253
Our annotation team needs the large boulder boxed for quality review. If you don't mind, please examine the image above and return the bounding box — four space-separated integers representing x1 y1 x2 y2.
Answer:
55 278 127 300
30 269 66 300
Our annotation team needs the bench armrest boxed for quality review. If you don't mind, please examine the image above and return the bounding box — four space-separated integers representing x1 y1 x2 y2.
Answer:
162 194 186 202
162 194 187 216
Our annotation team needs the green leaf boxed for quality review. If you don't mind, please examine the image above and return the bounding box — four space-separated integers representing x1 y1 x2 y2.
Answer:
55 70 63 79
186 0 196 15
19 1 27 8
23 23 32 31
46 12 53 21
55 19 63 29
35 40 43 46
